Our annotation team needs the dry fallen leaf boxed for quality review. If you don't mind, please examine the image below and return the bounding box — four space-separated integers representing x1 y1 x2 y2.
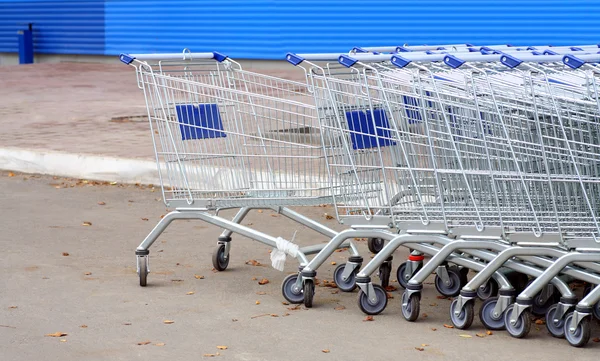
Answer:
232 319 238 322
386 292 394 299
9 306 17 309
137 341 151 346
421 344 429 347
97 201 106 206
62 252 70 257
363 316 374 322
486 330 493 335
257 210 263 213
255 301 260 305
194 275 205 279
270 214 278 217
203 353 220 357
429 303 438 307
60 339 67 342
534 319 545 325
282 301 289 305
334 306 346 311
331 261 337 265
84 272 92 275
288 304 301 310
216 346 228 350
171 279 184 282
282 313 290 317
324 213 334 220
592 337 600 343
422 313 428 318
459 334 472 338
110 181 117 185
431 328 437 331
163 320 174 324
415 347 425 351
141 218 149 221
443 324 454 329
155 343 166 346
270 314 278 317
256 291 266 295
258 278 269 285
476 333 486 338
251 277 257 281
8 172 15 177
436 295 448 300
45 332 67 337
186 291 195 295
80 325 88 328
322 349 330 353
123 323 132 326
245 260 263 267
82 221 92 226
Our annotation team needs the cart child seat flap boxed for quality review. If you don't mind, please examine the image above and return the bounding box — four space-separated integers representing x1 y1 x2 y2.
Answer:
176 104 227 140
344 108 395 150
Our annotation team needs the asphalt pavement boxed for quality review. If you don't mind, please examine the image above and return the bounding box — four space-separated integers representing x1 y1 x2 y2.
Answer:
1 171 599 361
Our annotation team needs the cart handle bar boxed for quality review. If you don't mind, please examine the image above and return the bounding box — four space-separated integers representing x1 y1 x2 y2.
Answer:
119 52 228 65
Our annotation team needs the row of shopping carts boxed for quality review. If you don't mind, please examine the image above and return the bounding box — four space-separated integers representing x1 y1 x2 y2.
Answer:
120 43 600 347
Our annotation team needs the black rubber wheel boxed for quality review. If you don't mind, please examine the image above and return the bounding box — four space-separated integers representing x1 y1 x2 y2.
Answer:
450 299 474 329
137 256 148 287
357 284 388 315
594 300 600 321
563 313 591 348
545 303 565 338
504 304 532 339
457 266 469 284
333 263 358 292
367 238 385 254
378 262 391 289
530 283 559 316
396 262 422 289
477 279 499 301
434 267 462 297
303 280 315 308
479 296 506 330
401 291 421 322
281 274 304 304
212 244 230 271
508 272 530 293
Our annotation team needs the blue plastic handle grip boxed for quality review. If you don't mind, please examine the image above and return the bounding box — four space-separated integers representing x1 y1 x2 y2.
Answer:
338 54 358 68
396 46 410 53
563 55 586 69
544 49 559 55
286 53 305 66
212 52 228 62
499 54 523 68
390 55 411 68
444 55 465 69
352 47 369 53
119 53 135 64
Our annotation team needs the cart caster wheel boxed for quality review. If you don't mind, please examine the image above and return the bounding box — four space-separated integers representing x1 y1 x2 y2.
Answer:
333 263 358 292
367 238 385 254
137 256 148 287
281 274 304 304
212 244 229 271
357 284 387 315
450 299 474 329
531 285 559 317
594 300 600 321
401 291 421 322
563 313 591 348
545 303 565 338
435 267 462 297
396 261 422 289
477 279 499 301
504 304 531 339
479 296 506 330
378 262 391 289
303 280 315 308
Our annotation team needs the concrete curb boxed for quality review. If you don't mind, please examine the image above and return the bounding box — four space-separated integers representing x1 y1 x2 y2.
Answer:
0 147 161 185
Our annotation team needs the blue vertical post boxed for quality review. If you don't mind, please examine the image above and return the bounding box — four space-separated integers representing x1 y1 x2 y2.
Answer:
17 23 34 64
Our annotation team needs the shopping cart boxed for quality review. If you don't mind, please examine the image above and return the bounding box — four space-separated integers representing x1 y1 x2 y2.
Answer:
288 47 598 343
318 49 600 347
118 51 366 302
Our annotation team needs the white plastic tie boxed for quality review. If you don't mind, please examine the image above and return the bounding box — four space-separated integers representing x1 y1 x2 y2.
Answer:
270 232 299 272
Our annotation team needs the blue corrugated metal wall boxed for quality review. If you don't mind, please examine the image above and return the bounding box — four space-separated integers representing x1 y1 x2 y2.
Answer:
1 0 600 59
0 0 104 54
